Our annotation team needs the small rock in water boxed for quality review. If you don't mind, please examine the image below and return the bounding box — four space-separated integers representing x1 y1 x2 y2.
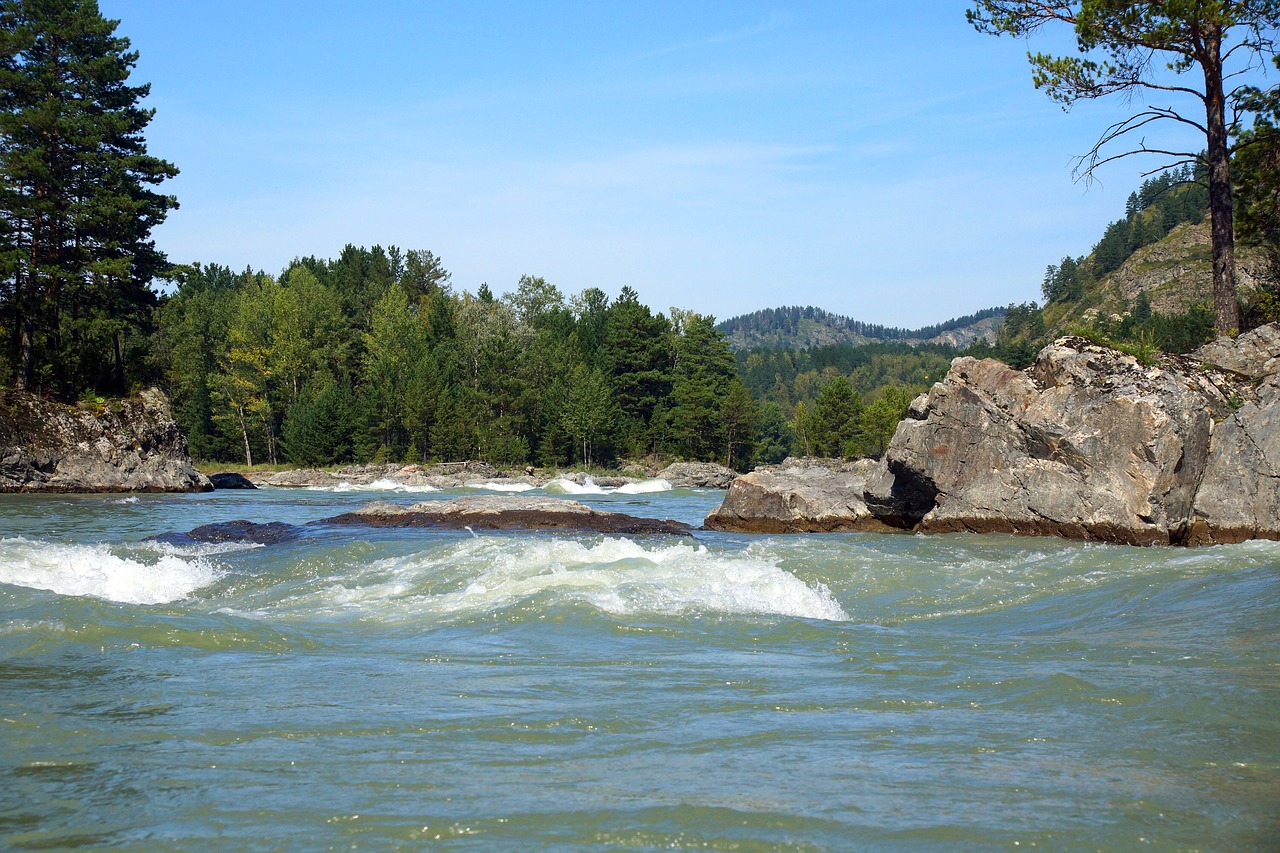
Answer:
149 519 302 546
209 472 257 490
322 495 692 536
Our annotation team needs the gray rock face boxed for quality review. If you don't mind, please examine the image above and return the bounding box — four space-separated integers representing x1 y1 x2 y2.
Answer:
867 342 1217 544
863 330 1280 545
709 326 1280 545
656 461 739 489
1190 322 1280 379
1189 375 1280 544
704 458 892 533
324 495 692 535
0 388 211 493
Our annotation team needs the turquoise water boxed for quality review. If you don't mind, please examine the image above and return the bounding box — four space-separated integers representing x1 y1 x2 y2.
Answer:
1 485 1278 850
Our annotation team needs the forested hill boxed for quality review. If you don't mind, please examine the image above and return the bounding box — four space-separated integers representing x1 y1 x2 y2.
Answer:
716 306 1005 350
981 162 1277 367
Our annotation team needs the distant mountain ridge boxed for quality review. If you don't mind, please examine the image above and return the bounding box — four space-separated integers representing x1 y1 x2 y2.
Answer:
716 305 1006 351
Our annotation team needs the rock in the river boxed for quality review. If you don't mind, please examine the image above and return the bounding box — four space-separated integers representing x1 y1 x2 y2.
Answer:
210 472 257 489
0 388 211 493
149 519 301 546
864 330 1277 545
323 495 692 535
656 461 739 489
704 458 892 533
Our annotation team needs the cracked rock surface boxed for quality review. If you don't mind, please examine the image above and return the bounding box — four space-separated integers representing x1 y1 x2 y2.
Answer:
859 325 1280 545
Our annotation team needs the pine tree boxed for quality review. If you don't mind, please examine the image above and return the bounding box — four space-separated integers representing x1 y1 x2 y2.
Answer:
0 0 178 393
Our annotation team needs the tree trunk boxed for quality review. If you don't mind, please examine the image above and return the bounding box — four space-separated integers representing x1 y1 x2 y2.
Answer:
14 314 32 391
1202 27 1240 336
236 405 253 467
113 330 125 391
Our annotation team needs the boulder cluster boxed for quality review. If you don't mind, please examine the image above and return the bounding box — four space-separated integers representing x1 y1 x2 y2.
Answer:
707 324 1280 546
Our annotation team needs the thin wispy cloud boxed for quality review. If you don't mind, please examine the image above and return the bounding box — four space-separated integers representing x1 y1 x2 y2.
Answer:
638 11 790 59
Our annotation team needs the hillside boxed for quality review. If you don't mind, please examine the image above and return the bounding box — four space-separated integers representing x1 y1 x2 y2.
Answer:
984 166 1274 365
716 306 1005 351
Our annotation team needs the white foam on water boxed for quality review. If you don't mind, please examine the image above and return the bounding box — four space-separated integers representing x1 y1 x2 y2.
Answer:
140 539 264 558
293 536 849 623
542 476 608 495
614 478 673 494
0 537 221 605
463 481 537 492
543 477 673 495
310 478 440 493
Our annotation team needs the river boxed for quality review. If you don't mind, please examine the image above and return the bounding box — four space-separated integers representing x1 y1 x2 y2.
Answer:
1 481 1277 849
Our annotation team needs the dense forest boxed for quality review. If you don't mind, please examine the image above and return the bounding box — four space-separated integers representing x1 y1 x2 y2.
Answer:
154 254 779 470
150 250 940 470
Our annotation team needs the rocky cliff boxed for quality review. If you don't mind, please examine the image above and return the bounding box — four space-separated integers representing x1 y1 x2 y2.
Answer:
708 325 1280 546
0 388 211 493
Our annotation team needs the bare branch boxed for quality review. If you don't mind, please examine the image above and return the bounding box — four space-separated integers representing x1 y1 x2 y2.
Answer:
1075 145 1200 181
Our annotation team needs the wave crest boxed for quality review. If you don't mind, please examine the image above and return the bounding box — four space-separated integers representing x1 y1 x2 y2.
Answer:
275 537 848 623
0 537 221 605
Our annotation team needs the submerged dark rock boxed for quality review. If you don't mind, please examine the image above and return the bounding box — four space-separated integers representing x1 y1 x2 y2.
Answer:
150 519 302 546
323 495 692 535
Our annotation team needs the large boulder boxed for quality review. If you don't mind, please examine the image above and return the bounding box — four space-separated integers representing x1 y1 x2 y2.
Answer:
704 458 892 533
1188 377 1280 544
864 332 1275 545
0 388 211 493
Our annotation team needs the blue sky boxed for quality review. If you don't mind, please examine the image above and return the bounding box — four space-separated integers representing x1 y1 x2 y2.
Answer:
101 1 1227 327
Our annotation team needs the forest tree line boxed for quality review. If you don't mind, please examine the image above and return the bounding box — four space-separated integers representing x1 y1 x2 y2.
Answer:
150 249 930 471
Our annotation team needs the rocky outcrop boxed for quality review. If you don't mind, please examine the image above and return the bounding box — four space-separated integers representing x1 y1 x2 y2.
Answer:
704 458 893 533
324 495 691 535
863 328 1278 545
656 461 739 489
704 325 1280 545
0 388 211 493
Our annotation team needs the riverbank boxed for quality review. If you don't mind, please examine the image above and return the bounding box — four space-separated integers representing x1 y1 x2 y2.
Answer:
203 459 739 492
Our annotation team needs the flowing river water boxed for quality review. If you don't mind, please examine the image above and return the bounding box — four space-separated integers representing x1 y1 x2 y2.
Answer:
1 482 1277 850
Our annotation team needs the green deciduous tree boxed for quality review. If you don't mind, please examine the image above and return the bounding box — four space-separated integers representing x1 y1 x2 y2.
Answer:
860 386 915 458
0 0 178 394
968 0 1280 336
560 362 615 466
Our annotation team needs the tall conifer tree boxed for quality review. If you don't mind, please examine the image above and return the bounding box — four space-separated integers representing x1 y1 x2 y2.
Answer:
0 0 176 393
